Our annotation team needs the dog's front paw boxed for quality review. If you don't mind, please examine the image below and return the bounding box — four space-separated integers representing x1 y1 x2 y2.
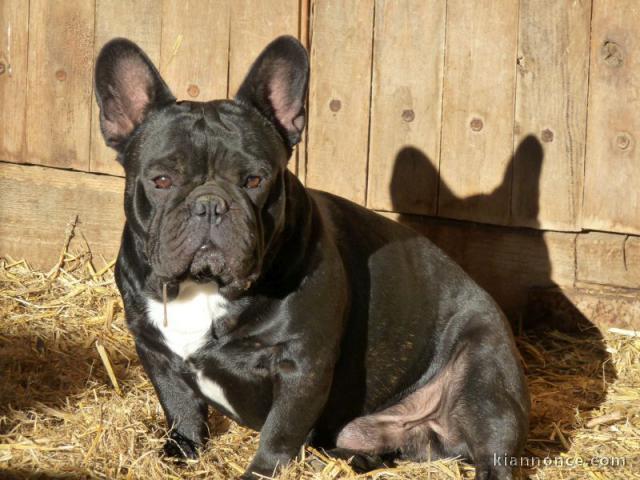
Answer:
239 464 274 480
163 431 200 460
240 452 291 479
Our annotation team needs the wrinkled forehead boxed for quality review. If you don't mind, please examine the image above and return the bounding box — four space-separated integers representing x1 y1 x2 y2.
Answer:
133 100 286 172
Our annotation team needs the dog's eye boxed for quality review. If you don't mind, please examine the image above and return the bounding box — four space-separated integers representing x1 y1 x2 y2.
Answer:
153 175 173 189
244 175 262 189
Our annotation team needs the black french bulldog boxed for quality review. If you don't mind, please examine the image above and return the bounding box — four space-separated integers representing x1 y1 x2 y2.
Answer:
94 36 529 479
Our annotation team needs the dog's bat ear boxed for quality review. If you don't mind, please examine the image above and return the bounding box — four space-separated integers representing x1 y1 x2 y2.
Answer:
235 35 309 150
94 38 175 154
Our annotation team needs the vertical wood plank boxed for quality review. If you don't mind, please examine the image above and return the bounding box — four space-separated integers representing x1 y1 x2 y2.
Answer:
305 0 374 204
296 0 311 182
513 0 591 231
583 0 640 235
438 0 519 225
0 0 29 163
160 0 230 102
26 0 95 171
228 0 299 96
366 0 445 214
89 0 162 176
228 0 299 173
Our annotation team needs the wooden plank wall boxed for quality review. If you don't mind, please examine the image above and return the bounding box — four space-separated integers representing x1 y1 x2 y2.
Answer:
0 0 29 164
438 0 519 226
305 0 595 232
583 1 640 235
26 0 95 171
305 0 374 204
366 0 445 216
513 0 591 231
0 163 125 269
1 0 639 317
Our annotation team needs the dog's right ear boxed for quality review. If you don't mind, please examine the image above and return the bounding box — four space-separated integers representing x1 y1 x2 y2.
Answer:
94 38 175 154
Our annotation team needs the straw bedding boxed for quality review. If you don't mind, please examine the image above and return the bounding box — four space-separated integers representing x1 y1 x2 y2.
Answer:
1 242 638 479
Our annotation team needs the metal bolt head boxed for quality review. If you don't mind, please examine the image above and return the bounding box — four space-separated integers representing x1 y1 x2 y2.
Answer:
601 41 623 68
470 117 483 132
329 99 341 112
516 55 526 71
55 69 67 81
402 109 415 123
615 132 632 151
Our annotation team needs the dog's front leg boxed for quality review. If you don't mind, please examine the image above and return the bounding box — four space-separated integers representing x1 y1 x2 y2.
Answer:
136 341 209 459
241 354 334 479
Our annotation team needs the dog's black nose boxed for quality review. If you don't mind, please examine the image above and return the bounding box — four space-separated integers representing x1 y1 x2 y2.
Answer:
192 194 229 219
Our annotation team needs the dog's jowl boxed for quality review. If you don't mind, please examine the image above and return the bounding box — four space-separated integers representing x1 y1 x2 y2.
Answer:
94 35 529 480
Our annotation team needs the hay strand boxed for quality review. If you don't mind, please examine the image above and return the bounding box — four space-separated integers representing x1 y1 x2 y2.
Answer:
608 327 640 338
95 342 122 397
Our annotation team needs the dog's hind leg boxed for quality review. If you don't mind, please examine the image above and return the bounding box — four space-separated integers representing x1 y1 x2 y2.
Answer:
335 343 470 462
335 329 528 480
320 447 395 473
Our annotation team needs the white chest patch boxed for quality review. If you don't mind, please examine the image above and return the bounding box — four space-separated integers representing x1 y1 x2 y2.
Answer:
146 281 237 416
146 280 229 360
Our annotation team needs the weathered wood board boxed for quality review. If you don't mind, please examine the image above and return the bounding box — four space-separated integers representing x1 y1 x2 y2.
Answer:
0 162 125 270
513 0 591 231
366 0 446 215
25 0 95 171
529 287 640 331
577 232 640 289
438 0 519 225
0 0 29 164
296 0 311 182
89 0 162 176
583 0 640 235
305 0 374 204
228 0 299 96
160 0 231 103
228 0 299 172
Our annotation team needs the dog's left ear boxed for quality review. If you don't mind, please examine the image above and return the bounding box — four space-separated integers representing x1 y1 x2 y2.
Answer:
235 35 309 150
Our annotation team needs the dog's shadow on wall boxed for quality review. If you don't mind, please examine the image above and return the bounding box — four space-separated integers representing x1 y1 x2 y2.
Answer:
389 136 616 472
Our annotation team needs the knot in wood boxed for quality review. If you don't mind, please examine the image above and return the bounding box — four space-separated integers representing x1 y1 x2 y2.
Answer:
601 41 623 68
187 84 200 98
541 129 554 143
